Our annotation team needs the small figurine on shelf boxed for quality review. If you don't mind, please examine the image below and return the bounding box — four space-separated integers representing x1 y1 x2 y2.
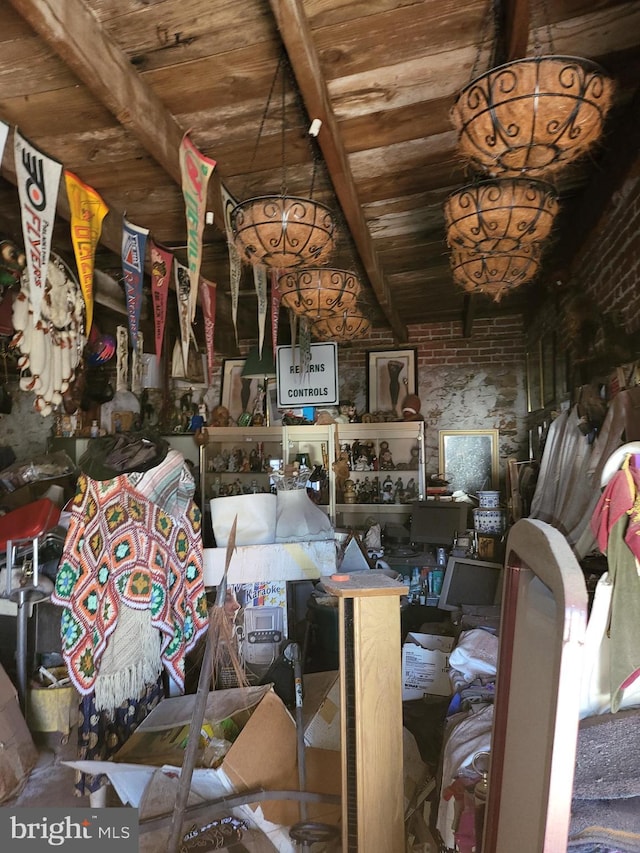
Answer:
379 441 394 470
405 477 418 502
381 475 394 502
210 405 231 427
249 448 262 472
343 479 357 504
333 451 350 502
401 393 424 422
394 477 405 503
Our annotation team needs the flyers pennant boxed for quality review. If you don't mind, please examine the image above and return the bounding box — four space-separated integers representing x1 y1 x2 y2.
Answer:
65 171 109 335
121 216 149 351
179 132 216 324
14 129 62 321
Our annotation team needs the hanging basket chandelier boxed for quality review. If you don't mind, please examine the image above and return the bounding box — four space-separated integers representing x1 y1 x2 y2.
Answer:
231 195 337 269
451 244 541 291
444 178 558 253
457 278 521 303
310 308 371 342
451 55 615 177
278 267 361 319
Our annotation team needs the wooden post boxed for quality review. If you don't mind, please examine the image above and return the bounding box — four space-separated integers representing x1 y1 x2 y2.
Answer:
323 570 408 853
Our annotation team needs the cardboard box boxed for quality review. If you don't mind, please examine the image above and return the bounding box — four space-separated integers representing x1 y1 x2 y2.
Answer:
402 633 455 700
203 540 336 585
26 668 79 736
0 663 38 802
65 683 340 830
303 670 340 751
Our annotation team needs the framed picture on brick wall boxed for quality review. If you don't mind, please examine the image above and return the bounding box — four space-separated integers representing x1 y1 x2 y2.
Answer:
366 348 417 417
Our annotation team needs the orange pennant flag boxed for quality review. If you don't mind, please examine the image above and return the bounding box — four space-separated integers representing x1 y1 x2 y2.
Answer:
64 171 109 335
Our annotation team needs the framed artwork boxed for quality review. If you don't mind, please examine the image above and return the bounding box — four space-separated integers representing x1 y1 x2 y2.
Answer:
367 348 417 416
438 429 499 495
220 359 255 424
526 344 542 413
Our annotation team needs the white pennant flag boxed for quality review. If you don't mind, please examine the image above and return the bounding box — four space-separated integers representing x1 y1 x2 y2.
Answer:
253 264 268 356
220 181 241 343
0 121 9 168
14 129 62 320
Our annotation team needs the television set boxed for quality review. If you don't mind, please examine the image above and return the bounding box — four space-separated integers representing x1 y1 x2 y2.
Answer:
410 500 470 547
437 556 503 611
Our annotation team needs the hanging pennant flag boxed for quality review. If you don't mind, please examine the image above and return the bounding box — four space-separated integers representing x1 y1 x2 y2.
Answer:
65 171 108 335
253 264 268 357
14 129 62 321
221 181 241 343
122 216 149 351
199 277 217 385
299 315 312 378
149 239 173 360
179 132 216 324
271 269 282 357
0 120 8 167
174 258 193 375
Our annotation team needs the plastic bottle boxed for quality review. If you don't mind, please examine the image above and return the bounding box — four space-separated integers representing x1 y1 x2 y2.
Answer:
410 566 421 602
90 420 99 438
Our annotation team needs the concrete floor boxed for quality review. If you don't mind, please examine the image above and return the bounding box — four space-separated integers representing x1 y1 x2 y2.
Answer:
3 728 91 809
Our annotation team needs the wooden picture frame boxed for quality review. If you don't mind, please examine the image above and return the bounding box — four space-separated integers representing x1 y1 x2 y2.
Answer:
367 348 417 416
438 429 499 494
220 359 254 424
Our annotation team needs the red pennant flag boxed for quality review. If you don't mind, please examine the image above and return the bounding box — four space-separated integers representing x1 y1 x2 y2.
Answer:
199 277 217 384
149 239 173 359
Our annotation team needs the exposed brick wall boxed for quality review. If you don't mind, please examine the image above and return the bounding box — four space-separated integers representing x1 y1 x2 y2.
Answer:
334 316 528 488
573 173 640 333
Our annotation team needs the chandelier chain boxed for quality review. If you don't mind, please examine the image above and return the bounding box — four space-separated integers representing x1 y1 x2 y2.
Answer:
243 52 286 198
471 0 499 81
533 0 555 56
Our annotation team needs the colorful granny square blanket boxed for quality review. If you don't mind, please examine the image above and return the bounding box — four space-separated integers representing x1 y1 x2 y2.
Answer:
52 471 209 696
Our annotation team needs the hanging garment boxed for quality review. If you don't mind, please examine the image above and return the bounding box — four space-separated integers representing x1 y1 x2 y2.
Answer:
52 469 209 698
589 459 640 712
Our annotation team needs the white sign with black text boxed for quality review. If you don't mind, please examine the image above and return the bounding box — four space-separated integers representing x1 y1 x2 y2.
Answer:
276 343 339 408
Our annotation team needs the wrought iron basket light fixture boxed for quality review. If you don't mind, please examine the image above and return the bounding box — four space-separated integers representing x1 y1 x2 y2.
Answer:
231 195 336 269
451 55 615 177
444 177 559 253
278 267 361 319
450 243 542 293
310 308 371 341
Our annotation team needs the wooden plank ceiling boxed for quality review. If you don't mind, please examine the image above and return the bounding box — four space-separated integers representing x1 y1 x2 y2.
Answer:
0 0 639 352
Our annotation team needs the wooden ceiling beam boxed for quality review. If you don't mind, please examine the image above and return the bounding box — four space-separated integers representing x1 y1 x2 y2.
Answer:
502 0 530 64
5 0 236 329
268 0 408 344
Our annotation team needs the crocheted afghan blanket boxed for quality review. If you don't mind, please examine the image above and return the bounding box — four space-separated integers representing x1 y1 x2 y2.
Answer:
52 472 209 696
